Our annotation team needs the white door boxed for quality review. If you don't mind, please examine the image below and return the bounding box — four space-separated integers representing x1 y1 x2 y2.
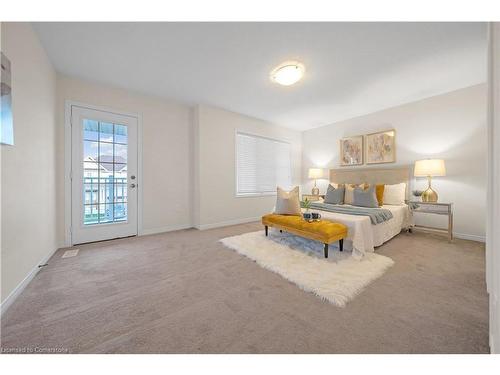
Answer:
71 106 138 244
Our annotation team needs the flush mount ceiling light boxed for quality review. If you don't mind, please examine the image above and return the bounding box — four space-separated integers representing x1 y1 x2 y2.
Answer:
270 61 305 86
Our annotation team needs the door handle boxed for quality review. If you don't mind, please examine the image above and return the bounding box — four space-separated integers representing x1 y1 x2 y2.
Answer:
130 183 136 189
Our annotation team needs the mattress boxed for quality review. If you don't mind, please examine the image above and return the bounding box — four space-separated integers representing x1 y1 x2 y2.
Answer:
304 204 412 259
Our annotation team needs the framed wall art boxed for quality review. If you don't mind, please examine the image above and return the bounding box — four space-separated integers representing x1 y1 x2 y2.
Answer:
365 129 396 164
340 135 363 166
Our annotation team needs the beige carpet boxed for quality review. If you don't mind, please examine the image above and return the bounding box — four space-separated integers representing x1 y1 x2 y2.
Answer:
0 223 489 353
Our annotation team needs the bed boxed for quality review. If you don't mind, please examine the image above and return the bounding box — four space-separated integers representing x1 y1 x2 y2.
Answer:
305 166 413 259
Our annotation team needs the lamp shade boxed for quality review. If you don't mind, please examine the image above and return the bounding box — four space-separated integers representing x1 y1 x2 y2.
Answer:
414 159 446 177
308 168 324 179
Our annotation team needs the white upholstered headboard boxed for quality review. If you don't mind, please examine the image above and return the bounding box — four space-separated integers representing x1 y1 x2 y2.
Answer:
329 166 411 199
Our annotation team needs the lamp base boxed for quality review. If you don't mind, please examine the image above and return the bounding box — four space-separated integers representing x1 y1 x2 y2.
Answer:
421 187 438 202
311 186 319 196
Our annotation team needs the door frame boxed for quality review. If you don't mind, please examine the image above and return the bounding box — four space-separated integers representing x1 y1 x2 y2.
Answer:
64 100 143 246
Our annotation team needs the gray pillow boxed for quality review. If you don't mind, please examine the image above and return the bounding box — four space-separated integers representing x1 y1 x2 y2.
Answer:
352 185 378 208
324 184 345 205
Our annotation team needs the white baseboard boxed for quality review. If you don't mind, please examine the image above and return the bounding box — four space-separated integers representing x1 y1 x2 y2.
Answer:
454 232 486 243
0 246 59 316
196 216 261 230
411 227 486 243
140 224 193 236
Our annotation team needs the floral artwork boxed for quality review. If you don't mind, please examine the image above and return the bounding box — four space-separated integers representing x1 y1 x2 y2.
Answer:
366 130 396 164
340 135 363 166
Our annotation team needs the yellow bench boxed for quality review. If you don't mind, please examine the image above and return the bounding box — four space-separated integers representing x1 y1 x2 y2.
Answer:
261 214 348 258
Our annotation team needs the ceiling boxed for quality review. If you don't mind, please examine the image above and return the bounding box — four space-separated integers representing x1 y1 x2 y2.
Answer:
33 22 487 131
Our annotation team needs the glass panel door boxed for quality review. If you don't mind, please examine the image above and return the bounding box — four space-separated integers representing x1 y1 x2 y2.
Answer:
71 106 138 244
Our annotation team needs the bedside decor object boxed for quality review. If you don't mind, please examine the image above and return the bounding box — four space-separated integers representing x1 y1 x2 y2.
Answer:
409 201 453 242
340 135 363 166
308 168 324 195
414 159 446 203
366 129 396 164
412 189 424 199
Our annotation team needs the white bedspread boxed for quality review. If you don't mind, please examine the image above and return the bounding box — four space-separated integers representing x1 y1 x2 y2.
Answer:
304 204 412 259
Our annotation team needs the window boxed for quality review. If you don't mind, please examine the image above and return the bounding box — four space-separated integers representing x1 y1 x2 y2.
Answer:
236 132 292 196
82 119 128 225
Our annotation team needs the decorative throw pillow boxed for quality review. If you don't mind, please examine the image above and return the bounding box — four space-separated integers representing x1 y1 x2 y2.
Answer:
324 184 345 205
352 185 379 208
383 183 406 205
375 184 385 206
274 186 302 215
365 184 385 207
344 184 361 205
361 184 385 206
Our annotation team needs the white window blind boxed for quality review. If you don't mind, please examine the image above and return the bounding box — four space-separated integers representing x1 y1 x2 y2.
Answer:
236 132 292 195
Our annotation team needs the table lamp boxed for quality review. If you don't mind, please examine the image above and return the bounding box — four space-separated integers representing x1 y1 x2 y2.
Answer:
308 168 324 195
414 159 446 202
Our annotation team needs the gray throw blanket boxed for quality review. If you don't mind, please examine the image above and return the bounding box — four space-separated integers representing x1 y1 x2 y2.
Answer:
308 202 393 225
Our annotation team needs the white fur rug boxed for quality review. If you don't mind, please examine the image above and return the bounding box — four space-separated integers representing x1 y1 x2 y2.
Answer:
219 230 394 307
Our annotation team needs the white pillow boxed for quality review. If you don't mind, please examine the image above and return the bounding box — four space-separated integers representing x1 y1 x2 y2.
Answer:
274 186 301 215
383 183 406 205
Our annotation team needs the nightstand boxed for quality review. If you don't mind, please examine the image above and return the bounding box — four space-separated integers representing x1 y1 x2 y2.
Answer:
302 194 325 202
409 201 453 242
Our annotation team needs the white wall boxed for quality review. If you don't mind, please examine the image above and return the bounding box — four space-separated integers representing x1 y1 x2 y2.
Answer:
56 76 193 240
1 23 58 306
302 84 487 241
194 105 302 229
